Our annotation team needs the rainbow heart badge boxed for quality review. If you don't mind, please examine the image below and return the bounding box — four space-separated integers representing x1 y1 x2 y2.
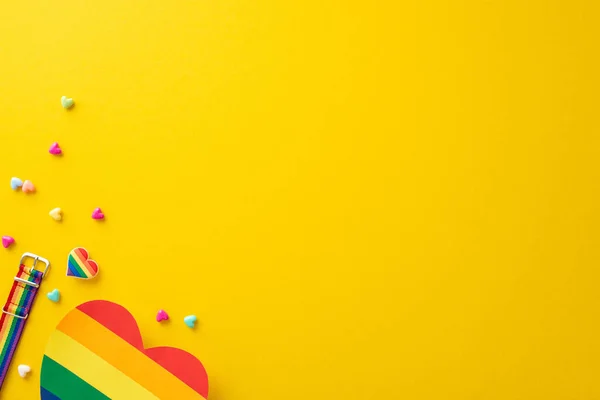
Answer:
67 248 99 279
40 300 209 399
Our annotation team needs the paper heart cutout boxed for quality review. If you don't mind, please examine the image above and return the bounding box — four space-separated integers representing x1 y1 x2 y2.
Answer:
2 236 15 249
61 96 74 109
10 177 23 191
22 180 35 194
49 142 62 155
18 364 31 378
66 248 99 279
40 300 209 399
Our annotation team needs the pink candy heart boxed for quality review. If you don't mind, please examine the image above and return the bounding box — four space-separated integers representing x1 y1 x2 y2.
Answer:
1 236 15 249
156 310 169 322
22 180 35 194
49 142 62 155
91 207 105 220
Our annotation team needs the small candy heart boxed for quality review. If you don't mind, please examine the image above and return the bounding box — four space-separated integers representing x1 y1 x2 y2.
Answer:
17 364 31 378
91 207 105 220
61 96 74 109
10 177 23 191
1 236 15 249
47 289 60 303
49 208 62 221
22 180 35 194
184 315 197 328
49 142 62 155
156 309 169 322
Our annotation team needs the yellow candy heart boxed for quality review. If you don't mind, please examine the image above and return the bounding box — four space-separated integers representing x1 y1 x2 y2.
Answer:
49 208 62 221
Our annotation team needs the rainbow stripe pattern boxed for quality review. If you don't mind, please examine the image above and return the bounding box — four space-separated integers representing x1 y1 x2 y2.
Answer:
0 265 42 388
67 248 99 279
41 300 209 399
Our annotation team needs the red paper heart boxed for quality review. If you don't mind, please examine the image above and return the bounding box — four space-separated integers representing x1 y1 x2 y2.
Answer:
41 300 209 399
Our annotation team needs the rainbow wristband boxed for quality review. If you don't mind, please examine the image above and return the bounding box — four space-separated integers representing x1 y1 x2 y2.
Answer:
0 253 50 389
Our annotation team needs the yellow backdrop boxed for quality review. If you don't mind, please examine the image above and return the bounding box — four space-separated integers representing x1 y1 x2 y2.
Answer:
1 1 599 399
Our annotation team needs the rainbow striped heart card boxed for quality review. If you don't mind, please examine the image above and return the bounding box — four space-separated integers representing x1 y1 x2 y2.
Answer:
40 300 209 399
66 248 99 279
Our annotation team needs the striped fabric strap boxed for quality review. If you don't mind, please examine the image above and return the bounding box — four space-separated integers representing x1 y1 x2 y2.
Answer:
0 264 44 388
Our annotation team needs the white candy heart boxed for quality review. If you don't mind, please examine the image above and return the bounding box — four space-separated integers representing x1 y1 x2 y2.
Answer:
17 364 31 378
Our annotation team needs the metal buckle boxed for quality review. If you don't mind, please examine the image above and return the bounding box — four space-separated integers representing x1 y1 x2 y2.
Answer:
20 252 50 277
1 253 51 320
14 277 39 288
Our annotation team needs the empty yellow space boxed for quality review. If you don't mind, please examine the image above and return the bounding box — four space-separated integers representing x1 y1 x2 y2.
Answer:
0 1 599 399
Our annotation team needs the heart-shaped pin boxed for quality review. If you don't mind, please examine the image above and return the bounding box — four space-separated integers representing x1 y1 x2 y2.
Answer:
61 96 74 109
47 289 60 303
184 315 197 328
2 236 15 249
156 309 169 322
22 180 35 194
49 142 62 155
67 247 99 279
18 364 31 378
91 207 105 220
49 208 62 221
41 300 209 398
10 177 23 191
